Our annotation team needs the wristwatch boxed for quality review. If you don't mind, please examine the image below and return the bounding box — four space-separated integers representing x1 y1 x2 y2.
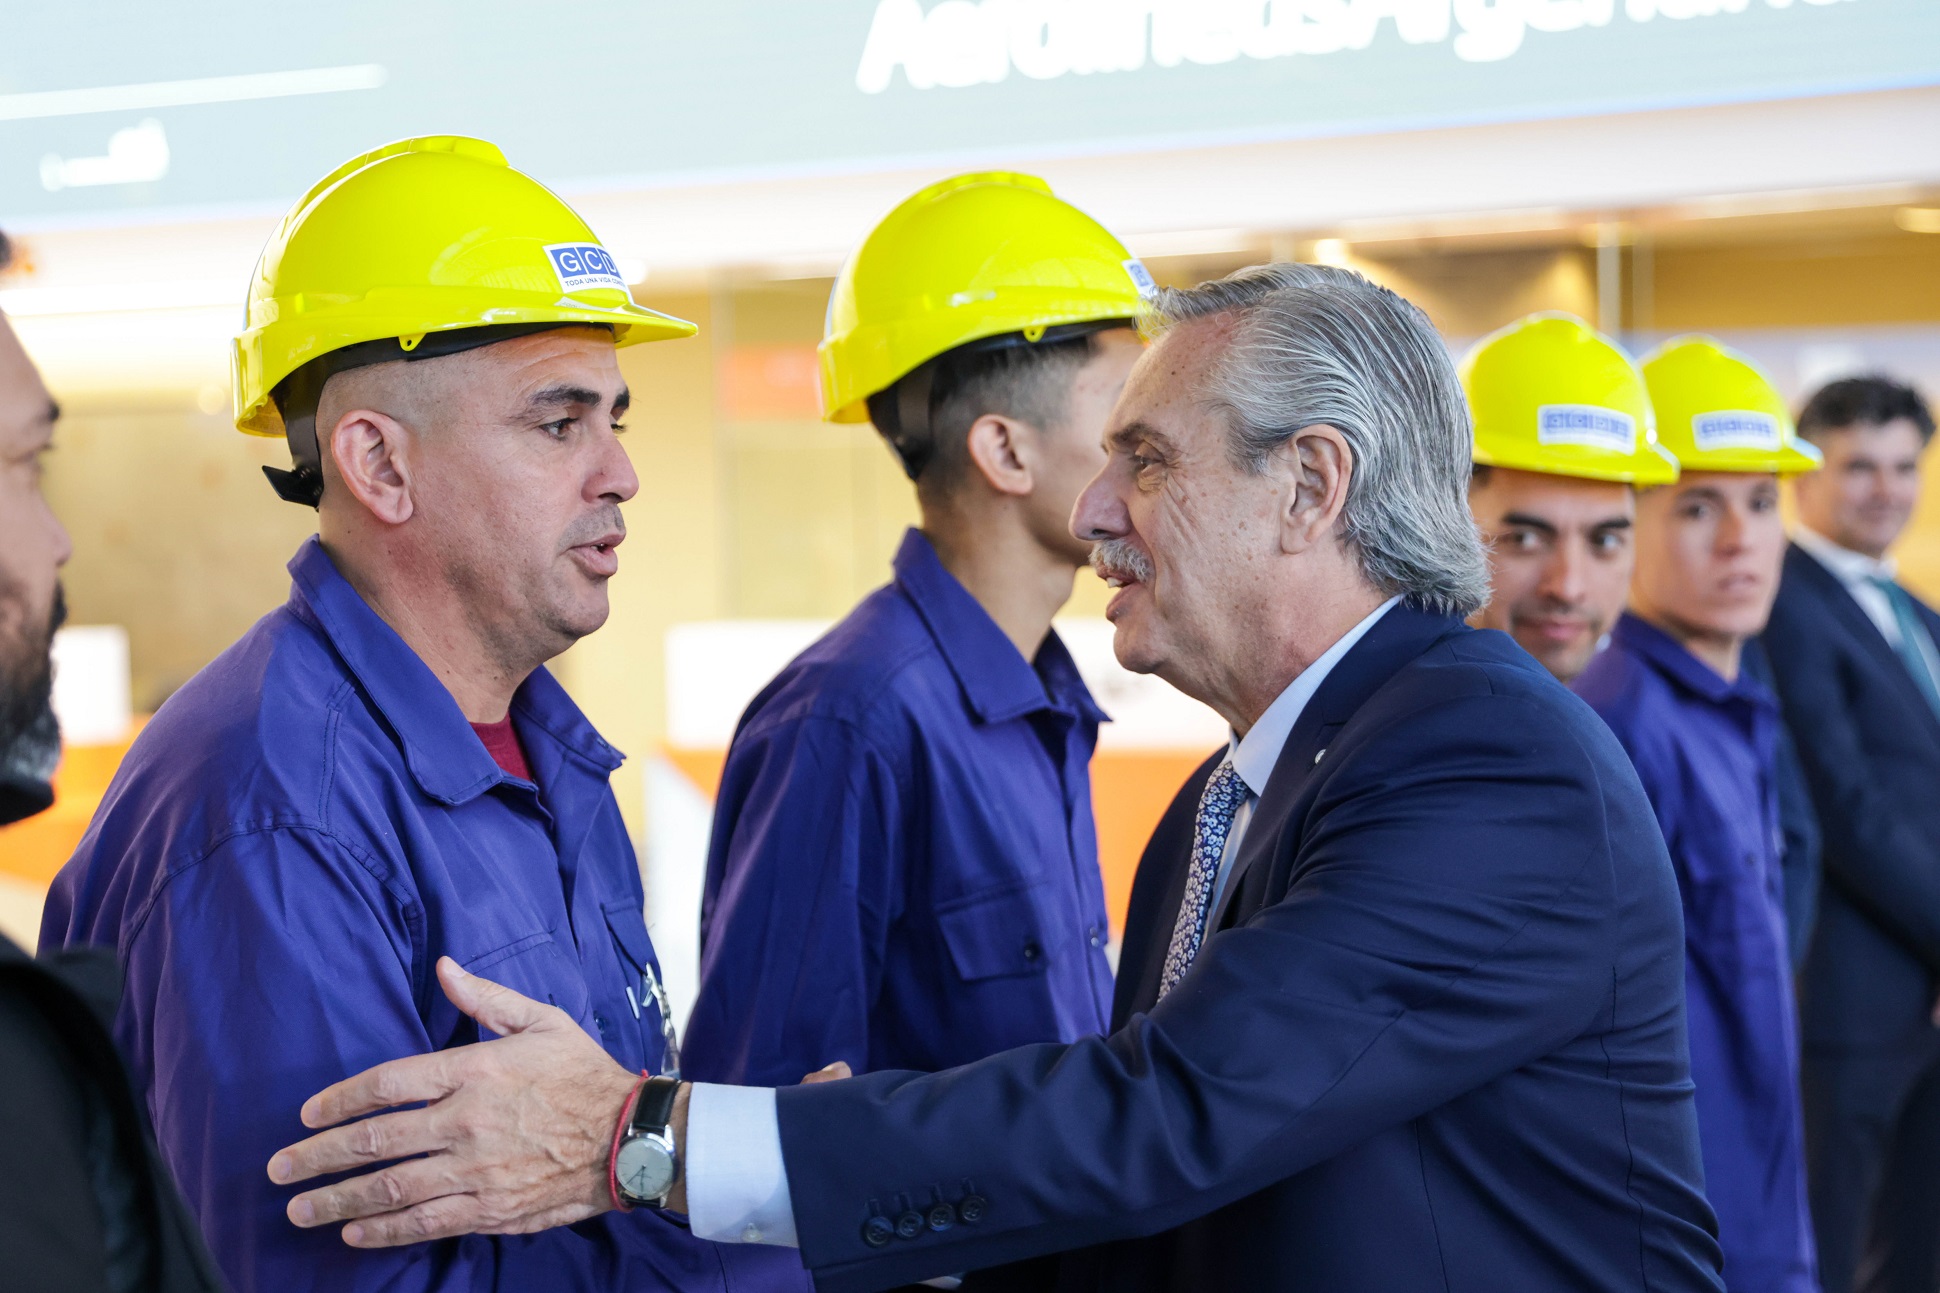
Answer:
614 1076 680 1209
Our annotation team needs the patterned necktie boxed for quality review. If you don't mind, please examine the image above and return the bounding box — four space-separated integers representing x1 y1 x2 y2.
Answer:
1158 757 1250 1000
1870 576 1940 719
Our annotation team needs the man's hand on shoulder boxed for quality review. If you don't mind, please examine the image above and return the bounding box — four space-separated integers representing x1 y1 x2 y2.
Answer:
268 956 640 1247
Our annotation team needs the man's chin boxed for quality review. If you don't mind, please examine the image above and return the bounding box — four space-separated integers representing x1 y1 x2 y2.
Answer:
1108 622 1164 678
1526 637 1598 684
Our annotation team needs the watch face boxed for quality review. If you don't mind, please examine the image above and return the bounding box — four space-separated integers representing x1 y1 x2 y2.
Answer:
616 1135 676 1203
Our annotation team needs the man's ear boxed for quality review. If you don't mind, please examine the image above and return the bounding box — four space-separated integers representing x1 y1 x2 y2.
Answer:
325 408 417 526
964 413 1036 499
1278 423 1354 556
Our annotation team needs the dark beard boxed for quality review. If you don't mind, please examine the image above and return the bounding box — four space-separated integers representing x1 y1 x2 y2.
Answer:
0 583 65 826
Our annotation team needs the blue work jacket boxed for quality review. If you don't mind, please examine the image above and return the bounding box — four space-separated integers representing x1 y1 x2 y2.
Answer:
682 529 1113 1086
1574 613 1816 1293
42 538 806 1293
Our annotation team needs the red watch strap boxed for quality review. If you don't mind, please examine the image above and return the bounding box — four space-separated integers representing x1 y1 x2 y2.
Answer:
607 1071 650 1212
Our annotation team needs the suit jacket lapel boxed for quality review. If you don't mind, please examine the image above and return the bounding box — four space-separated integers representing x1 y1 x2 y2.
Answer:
1785 544 1940 740
1210 604 1464 930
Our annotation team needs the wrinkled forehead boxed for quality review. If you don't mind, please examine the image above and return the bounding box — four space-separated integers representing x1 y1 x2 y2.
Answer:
324 325 626 427
1108 314 1238 438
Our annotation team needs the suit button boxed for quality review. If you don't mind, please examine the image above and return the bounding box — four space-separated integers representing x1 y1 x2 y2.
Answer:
895 1210 925 1240
1087 925 1101 947
862 1215 895 1248
958 1194 987 1224
1022 940 1041 962
926 1203 955 1232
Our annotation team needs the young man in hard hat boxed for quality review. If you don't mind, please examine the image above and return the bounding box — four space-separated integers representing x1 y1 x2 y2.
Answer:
680 174 1147 1091
1573 337 1824 1293
1462 317 1823 965
42 138 806 1292
1461 312 1677 683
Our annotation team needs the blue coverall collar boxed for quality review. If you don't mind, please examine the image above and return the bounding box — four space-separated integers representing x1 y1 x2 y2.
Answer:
1611 610 1776 711
893 528 1105 727
284 536 622 806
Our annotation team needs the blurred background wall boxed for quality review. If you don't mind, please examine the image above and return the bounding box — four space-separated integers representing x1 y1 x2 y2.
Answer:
5 0 1940 1012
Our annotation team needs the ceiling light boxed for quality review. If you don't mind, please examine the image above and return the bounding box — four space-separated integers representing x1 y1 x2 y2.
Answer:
1896 207 1940 234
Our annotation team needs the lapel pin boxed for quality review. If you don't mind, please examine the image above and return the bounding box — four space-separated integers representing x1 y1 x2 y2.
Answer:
1313 748 1327 765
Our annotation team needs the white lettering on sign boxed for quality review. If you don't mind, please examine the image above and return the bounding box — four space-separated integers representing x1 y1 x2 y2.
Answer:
856 0 1854 89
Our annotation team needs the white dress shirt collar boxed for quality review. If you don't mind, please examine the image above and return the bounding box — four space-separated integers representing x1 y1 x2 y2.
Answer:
1226 596 1402 799
1794 524 1896 587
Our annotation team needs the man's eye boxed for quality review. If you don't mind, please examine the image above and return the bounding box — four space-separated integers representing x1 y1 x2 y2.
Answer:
542 419 573 440
1591 532 1624 553
1130 453 1158 471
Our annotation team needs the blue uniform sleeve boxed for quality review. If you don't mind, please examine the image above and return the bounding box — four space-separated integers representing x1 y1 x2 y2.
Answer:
684 715 903 1087
119 826 761 1293
770 693 1693 1291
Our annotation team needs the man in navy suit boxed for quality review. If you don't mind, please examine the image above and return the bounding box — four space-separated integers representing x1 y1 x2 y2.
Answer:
269 265 1724 1293
1759 376 1940 1293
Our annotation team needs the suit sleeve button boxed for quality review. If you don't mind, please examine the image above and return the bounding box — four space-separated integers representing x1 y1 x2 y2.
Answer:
926 1203 956 1232
862 1215 896 1248
895 1210 925 1240
1022 940 1041 962
958 1194 987 1224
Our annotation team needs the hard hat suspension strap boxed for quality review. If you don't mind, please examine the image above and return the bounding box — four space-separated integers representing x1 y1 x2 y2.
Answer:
263 323 604 508
872 318 1132 483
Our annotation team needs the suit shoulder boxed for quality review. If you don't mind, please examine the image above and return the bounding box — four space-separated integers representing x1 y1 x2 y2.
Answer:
1354 628 1635 778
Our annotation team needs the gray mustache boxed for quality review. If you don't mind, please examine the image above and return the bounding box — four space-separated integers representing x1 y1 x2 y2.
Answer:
1090 540 1153 584
561 506 626 550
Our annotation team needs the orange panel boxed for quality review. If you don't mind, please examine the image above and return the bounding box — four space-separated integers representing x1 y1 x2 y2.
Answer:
664 747 728 802
717 345 823 421
662 744 1205 936
0 718 147 888
1088 751 1205 934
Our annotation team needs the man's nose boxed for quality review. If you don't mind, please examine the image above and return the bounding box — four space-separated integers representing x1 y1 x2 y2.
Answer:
47 504 72 569
1716 505 1750 553
1538 541 1587 606
1070 462 1129 544
593 427 640 505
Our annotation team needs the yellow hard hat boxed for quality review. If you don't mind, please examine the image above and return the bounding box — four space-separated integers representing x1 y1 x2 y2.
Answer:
1461 312 1678 487
1641 335 1821 476
233 136 695 503
819 172 1152 430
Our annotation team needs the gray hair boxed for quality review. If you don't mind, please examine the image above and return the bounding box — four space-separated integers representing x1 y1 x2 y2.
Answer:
1145 263 1487 618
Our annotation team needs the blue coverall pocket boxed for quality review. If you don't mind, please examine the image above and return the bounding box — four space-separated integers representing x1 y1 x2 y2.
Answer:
935 880 1054 982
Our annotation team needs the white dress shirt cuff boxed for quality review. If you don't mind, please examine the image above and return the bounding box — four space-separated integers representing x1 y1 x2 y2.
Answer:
684 1082 799 1247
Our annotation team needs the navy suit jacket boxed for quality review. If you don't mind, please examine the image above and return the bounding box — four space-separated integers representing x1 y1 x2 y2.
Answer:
1760 543 1940 1048
774 605 1722 1293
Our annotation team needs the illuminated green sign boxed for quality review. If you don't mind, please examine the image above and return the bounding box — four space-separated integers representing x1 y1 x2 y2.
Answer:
2 0 1934 227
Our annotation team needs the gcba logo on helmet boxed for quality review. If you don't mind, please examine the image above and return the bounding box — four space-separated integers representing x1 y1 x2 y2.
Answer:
546 243 628 294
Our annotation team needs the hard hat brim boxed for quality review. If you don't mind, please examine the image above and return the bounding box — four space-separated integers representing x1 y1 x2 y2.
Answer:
1472 440 1679 487
235 295 695 437
1660 441 1825 477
